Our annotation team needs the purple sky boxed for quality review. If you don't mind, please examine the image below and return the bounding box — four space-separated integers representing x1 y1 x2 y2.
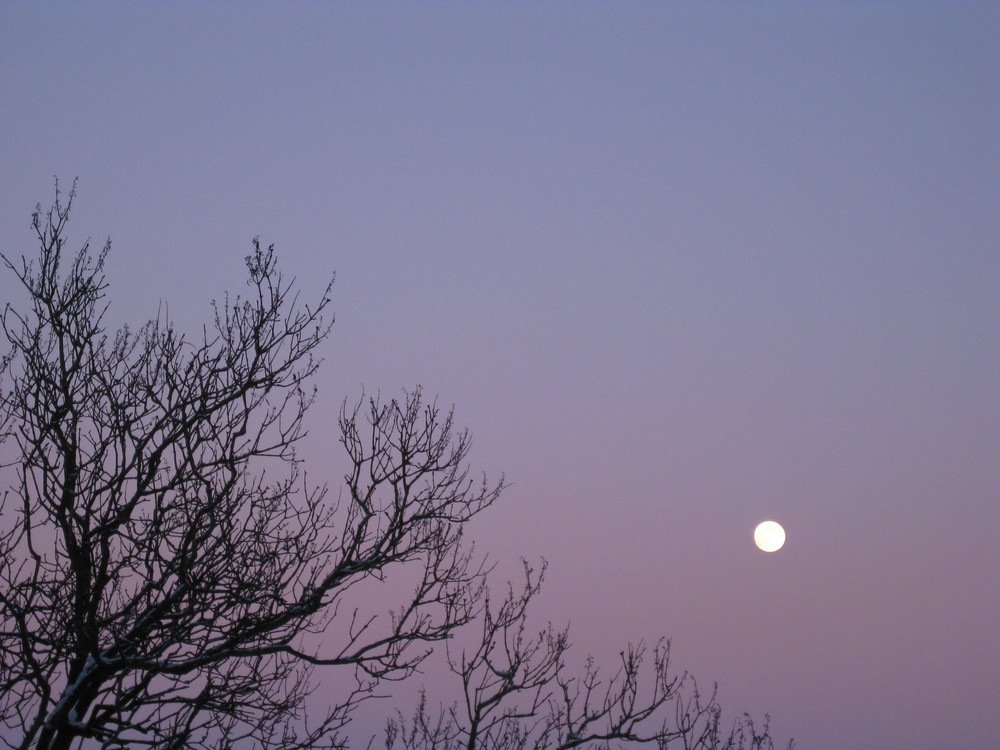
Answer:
2 4 998 748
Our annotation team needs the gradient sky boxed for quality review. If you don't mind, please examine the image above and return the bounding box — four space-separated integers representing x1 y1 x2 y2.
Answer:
2 4 998 749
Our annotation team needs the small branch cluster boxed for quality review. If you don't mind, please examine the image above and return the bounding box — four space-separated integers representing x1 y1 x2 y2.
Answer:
385 565 792 750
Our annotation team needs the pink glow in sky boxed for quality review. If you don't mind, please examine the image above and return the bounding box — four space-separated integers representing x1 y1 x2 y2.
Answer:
1 4 998 749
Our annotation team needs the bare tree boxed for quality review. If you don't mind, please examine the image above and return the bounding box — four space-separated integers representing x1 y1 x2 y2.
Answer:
0 184 502 749
0 185 790 750
386 566 793 750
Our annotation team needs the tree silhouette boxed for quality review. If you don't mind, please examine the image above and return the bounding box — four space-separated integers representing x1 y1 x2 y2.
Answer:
0 184 500 749
0 185 789 750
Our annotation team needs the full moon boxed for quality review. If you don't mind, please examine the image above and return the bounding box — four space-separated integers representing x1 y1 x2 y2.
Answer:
753 521 786 552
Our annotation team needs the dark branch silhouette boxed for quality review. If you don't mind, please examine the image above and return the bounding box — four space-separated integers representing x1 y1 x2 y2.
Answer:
385 565 792 750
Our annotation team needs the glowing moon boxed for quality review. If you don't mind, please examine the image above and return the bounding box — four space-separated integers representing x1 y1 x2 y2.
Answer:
753 521 785 552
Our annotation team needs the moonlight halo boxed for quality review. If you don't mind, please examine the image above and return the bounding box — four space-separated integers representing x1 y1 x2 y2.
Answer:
754 521 786 552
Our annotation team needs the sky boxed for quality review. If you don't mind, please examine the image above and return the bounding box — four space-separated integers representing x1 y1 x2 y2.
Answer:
1 3 998 749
